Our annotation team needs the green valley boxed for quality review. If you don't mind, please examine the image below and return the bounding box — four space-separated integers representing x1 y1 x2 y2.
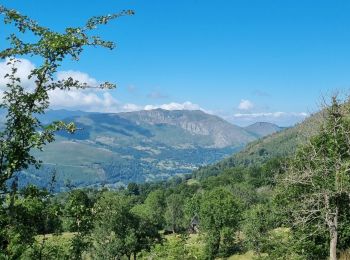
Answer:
15 109 281 190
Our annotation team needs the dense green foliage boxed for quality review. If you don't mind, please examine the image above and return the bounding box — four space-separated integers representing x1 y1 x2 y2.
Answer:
275 98 350 260
0 155 287 259
2 98 350 259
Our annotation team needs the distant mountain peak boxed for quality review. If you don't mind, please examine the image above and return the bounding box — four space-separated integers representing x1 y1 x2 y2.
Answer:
244 122 283 137
118 109 256 148
248 122 279 126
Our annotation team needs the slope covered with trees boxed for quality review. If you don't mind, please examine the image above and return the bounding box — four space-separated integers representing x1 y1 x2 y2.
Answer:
3 98 350 260
193 109 322 179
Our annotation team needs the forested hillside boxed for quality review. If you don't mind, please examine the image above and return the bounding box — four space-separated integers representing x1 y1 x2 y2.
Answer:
193 110 322 179
3 99 350 260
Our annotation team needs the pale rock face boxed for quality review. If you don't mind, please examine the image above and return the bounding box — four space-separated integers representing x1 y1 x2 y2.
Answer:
118 109 257 148
179 122 210 135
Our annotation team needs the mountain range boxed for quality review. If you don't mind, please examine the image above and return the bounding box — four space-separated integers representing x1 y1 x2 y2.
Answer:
8 109 283 190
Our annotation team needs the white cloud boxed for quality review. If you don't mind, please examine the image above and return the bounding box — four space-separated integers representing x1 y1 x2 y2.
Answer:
119 101 208 113
49 70 122 112
49 92 206 114
0 59 206 114
0 58 36 90
50 69 121 112
233 112 309 118
231 111 309 126
238 99 254 110
48 89 122 113
144 101 203 111
122 103 143 112
0 58 122 112
56 70 99 87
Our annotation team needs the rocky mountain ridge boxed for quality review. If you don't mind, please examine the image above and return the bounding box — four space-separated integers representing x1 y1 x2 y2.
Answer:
10 108 284 190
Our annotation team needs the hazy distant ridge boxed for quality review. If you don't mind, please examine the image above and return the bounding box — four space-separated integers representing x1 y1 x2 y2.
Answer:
12 109 284 190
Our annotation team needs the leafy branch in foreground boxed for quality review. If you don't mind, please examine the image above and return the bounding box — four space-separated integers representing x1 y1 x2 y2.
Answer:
0 6 133 258
0 6 134 191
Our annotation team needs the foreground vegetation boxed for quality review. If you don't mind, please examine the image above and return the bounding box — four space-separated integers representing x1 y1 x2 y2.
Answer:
3 96 350 259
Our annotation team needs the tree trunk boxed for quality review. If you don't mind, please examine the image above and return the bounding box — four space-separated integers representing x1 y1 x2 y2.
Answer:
133 252 137 260
329 207 338 260
330 227 337 260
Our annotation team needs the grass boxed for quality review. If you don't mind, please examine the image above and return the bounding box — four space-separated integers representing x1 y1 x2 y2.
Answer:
227 251 255 260
20 232 76 259
37 232 75 240
164 233 258 260
340 249 350 260
35 231 75 248
186 178 200 186
164 233 205 257
34 232 350 260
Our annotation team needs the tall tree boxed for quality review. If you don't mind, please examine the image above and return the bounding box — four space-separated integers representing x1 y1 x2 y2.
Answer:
279 97 350 260
0 5 134 191
91 192 135 259
0 6 133 258
140 189 166 229
165 193 185 233
0 185 62 258
199 187 241 259
65 189 94 259
91 192 160 259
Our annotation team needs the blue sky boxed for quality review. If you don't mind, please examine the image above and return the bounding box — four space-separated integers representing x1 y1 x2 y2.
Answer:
1 0 350 126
